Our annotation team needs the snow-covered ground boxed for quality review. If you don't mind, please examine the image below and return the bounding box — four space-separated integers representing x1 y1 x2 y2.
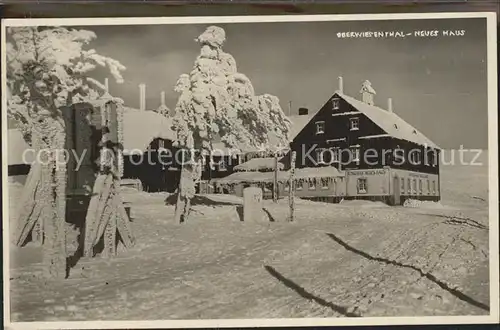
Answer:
7 152 490 320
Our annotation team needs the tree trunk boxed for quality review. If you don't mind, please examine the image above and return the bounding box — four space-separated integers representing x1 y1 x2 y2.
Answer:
42 128 67 279
273 153 279 202
14 115 67 278
174 151 199 223
174 164 193 223
288 151 296 222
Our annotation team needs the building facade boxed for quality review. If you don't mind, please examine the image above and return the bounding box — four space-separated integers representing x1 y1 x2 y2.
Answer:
282 77 441 204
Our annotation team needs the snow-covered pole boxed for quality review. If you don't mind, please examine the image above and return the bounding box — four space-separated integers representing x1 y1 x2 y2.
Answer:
288 151 296 222
273 152 279 203
139 83 146 111
161 91 166 107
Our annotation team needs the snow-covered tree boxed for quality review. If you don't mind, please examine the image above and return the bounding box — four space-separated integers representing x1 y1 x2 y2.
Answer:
6 26 126 279
172 26 292 223
7 26 125 144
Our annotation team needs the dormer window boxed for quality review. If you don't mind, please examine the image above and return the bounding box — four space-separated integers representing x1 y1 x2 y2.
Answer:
332 98 340 110
350 117 359 131
316 121 325 135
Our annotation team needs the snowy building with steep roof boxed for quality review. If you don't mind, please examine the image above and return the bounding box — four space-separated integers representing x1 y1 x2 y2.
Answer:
282 76 441 204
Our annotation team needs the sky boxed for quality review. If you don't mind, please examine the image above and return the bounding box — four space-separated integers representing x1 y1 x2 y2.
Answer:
79 18 488 149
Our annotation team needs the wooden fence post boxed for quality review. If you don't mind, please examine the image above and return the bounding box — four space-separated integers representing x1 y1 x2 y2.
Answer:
288 151 296 222
273 153 279 203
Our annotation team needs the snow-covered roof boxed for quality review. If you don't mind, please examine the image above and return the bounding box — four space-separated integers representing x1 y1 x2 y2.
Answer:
234 157 284 172
7 129 33 165
214 165 344 184
88 93 124 108
288 114 313 140
122 108 175 155
215 171 276 184
293 166 345 179
338 93 440 149
211 142 246 156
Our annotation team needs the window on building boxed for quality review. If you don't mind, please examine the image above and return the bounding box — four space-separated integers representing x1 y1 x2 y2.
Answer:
357 178 367 194
296 180 303 190
316 148 325 164
308 180 316 190
331 147 340 162
350 145 360 162
332 98 340 110
407 178 411 194
411 150 422 165
350 117 359 131
316 121 325 135
428 151 438 167
321 178 329 190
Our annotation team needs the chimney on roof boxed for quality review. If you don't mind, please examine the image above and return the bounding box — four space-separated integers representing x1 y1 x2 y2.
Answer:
160 91 166 107
360 80 376 105
387 97 393 113
337 76 344 94
139 83 146 111
298 107 309 116
104 78 109 92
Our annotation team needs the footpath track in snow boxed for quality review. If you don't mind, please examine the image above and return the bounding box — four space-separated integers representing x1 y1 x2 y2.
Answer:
9 190 489 321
